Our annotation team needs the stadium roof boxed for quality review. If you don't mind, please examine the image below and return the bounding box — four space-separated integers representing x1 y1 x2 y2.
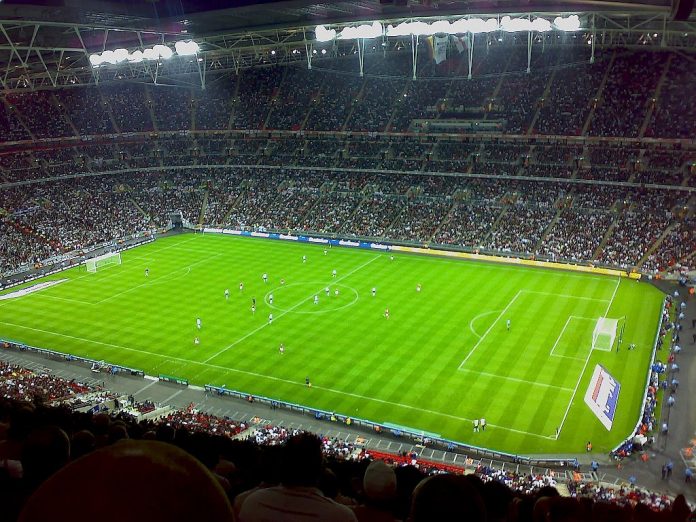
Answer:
0 0 686 35
0 0 694 92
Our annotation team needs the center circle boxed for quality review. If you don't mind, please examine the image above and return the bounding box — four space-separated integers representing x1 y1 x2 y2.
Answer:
264 282 360 314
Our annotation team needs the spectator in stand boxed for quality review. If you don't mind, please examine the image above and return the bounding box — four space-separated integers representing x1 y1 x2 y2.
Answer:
238 432 358 522
351 460 399 522
18 441 233 522
409 473 486 522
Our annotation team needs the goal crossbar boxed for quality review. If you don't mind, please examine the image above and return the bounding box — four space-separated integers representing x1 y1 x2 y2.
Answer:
592 317 619 351
86 252 121 273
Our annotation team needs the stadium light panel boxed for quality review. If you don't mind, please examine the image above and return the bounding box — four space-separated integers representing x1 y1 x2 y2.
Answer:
89 54 103 66
153 44 173 59
101 50 118 64
128 50 144 63
315 25 337 42
338 21 383 39
500 16 552 32
386 18 500 36
460 18 499 33
113 48 129 63
175 40 200 55
553 15 581 31
143 48 159 60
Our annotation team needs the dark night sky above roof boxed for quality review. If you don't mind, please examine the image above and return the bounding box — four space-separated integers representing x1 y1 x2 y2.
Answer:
0 0 677 35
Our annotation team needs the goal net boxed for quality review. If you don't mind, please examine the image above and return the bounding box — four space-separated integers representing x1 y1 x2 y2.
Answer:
85 252 121 273
592 317 619 351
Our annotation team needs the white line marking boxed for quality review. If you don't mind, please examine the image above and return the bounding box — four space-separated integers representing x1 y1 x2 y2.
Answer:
0 320 554 439
25 294 94 306
458 368 574 392
468 310 501 339
549 316 596 360
458 291 522 370
554 277 621 439
521 290 611 302
94 253 222 304
134 380 159 395
163 389 184 404
203 254 380 364
550 317 573 357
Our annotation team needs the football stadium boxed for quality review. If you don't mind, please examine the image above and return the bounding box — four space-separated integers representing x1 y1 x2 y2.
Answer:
0 0 694 519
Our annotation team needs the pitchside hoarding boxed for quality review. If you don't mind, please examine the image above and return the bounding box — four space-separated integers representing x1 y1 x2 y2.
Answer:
584 364 621 431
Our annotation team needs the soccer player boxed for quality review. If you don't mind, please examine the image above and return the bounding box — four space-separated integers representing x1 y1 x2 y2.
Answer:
194 337 200 345
269 293 274 305
252 297 256 307
372 287 376 297
262 273 268 284
334 288 339 297
239 282 244 292
302 255 307 263
325 287 330 296
473 419 479 432
314 295 319 305
384 308 390 319
305 376 311 387
145 268 149 277
268 313 273 324
279 343 285 355
506 319 511 331
280 278 285 286
251 304 256 315
416 283 421 293
480 418 486 431
196 317 202 330
224 288 229 300
390 255 394 261
332 269 337 278
323 249 328 256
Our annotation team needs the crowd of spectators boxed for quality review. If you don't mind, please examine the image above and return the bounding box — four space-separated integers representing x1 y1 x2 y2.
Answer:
597 191 675 269
0 47 692 141
0 357 691 521
1 158 691 274
588 51 665 138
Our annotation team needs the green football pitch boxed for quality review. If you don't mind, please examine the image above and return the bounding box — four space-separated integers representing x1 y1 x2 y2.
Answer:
0 233 664 455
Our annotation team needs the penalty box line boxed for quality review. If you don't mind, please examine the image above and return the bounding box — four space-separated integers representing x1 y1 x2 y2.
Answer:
0 320 555 441
549 316 597 361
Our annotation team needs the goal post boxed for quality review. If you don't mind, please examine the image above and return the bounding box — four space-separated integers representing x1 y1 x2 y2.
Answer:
85 252 122 273
592 317 619 351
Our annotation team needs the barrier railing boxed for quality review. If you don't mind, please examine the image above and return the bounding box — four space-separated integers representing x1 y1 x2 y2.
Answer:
204 384 575 467
0 341 144 378
611 296 667 454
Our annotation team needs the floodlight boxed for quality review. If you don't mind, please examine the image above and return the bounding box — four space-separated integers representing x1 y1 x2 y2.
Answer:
101 50 118 64
128 50 144 63
553 15 581 31
315 25 337 42
113 48 129 62
143 48 159 60
153 44 173 59
466 18 499 33
500 16 551 32
175 40 200 56
338 21 382 40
